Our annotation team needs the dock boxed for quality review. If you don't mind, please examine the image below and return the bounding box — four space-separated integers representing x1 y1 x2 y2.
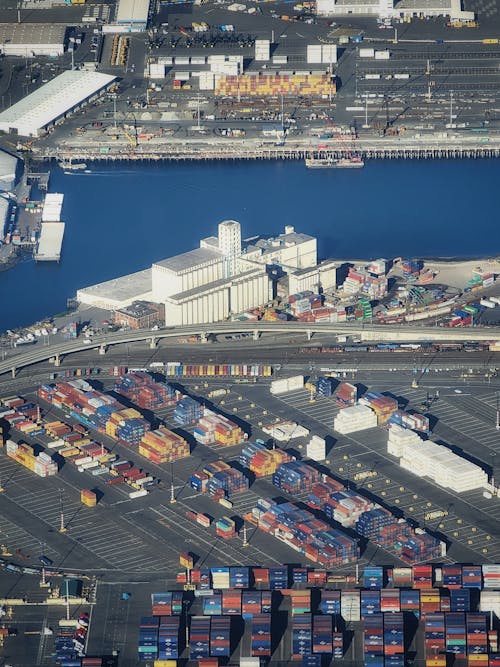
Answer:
34 221 65 262
36 138 500 164
26 172 50 191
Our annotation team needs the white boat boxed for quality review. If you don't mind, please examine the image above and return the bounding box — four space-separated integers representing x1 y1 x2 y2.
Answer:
305 156 364 169
59 161 87 171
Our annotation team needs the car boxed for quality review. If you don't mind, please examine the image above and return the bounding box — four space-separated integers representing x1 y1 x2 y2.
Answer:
39 555 53 567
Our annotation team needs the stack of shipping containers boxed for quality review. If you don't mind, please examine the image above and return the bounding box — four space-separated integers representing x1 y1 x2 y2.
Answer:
363 613 384 667
251 614 271 657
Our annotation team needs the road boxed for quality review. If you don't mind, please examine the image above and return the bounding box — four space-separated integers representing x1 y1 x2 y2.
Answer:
2 321 500 377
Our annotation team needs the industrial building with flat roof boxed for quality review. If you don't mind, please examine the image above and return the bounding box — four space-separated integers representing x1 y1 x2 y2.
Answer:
115 0 151 29
0 149 20 191
77 221 323 325
0 70 116 137
76 269 153 310
316 0 473 18
0 24 66 57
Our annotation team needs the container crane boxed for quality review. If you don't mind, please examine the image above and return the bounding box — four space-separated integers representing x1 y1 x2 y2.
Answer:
322 114 363 163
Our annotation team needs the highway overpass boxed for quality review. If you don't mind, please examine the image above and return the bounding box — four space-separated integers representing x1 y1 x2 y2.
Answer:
2 321 499 377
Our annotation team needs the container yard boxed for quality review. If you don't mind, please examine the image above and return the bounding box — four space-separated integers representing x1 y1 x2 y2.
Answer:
126 560 500 666
1 358 500 667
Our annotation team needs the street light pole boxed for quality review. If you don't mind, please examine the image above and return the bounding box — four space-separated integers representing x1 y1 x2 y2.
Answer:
496 392 500 430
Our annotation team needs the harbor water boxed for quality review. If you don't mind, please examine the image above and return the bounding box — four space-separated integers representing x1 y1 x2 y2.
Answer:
1 158 499 330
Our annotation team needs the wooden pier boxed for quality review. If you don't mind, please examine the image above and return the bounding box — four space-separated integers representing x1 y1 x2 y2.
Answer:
34 140 500 164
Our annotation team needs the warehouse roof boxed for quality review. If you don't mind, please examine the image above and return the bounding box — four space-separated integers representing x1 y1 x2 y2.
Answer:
77 269 152 303
0 149 19 190
154 247 223 274
0 70 116 137
116 0 150 23
0 23 66 46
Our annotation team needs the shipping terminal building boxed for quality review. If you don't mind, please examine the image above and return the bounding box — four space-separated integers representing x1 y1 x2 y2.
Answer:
76 222 334 326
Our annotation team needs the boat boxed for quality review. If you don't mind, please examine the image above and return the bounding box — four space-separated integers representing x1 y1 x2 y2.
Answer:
305 156 364 169
58 161 87 171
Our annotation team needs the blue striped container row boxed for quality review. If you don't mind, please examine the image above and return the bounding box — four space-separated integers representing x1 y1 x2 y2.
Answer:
363 566 384 590
293 568 308 584
361 590 381 617
450 588 471 612
292 613 312 657
203 594 222 615
320 590 341 615
230 566 250 588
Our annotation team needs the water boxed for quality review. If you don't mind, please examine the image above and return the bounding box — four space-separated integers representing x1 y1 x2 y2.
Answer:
1 159 499 331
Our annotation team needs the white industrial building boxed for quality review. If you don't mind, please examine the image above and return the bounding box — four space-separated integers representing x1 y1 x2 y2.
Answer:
77 221 326 325
388 425 488 492
76 269 153 311
115 0 151 30
0 24 66 57
287 259 338 295
0 150 20 191
241 225 317 271
316 0 473 19
0 70 116 137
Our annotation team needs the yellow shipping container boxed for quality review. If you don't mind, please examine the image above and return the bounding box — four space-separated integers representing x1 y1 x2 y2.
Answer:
483 38 499 44
60 447 79 458
154 661 177 667
105 422 117 438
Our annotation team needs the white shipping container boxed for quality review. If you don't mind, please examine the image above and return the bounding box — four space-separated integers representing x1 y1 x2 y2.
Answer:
359 48 375 58
135 476 154 486
199 72 215 91
129 489 148 499
174 56 190 65
480 298 495 308
47 439 66 449
287 375 304 391
272 55 288 64
365 74 381 80
174 72 191 81
394 73 410 79
255 39 270 61
270 379 289 395
306 44 323 63
190 56 206 65
149 63 165 79
375 50 390 59
74 456 92 467
160 56 173 65
321 44 337 64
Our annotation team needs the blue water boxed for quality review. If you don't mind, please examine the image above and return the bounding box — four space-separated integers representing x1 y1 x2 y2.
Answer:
1 159 499 330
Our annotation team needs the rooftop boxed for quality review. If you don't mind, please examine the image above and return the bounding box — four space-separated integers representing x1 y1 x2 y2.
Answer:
77 268 153 303
115 301 159 318
0 70 116 136
116 0 150 23
0 23 66 45
154 246 223 274
245 231 315 256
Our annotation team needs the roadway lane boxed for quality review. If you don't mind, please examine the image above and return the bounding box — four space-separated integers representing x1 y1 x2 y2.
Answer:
1 321 499 377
